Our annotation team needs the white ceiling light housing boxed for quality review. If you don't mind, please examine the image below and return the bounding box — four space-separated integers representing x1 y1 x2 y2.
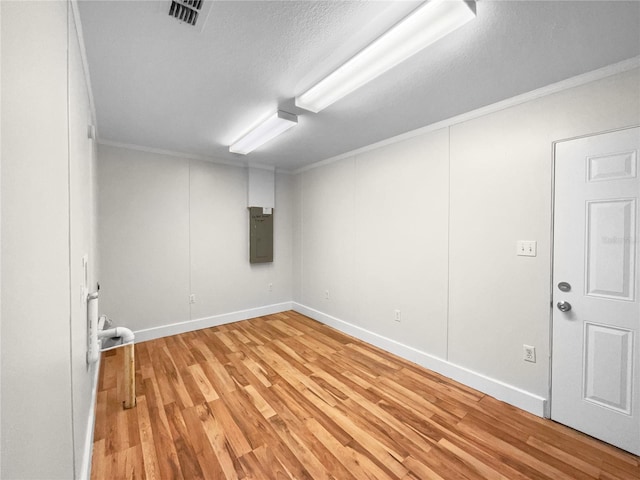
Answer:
295 0 476 113
229 111 298 155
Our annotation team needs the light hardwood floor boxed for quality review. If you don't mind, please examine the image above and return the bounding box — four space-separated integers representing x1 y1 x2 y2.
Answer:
91 311 640 479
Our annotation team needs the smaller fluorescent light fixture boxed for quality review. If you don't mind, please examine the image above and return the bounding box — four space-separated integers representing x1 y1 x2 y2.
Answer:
295 0 476 113
229 110 298 155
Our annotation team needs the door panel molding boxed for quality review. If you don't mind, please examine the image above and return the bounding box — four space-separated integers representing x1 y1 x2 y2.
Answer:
585 198 636 301
587 150 637 182
583 322 634 415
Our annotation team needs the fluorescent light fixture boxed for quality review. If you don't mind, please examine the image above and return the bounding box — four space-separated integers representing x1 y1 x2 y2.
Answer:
295 0 476 113
229 110 298 155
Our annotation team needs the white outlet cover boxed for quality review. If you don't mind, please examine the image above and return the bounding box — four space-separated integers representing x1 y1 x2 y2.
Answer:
523 344 536 362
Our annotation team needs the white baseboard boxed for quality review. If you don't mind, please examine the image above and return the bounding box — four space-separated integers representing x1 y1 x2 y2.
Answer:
292 303 548 418
133 302 294 343
79 355 101 480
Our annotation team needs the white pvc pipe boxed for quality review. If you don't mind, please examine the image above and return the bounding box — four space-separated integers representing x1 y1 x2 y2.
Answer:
99 326 135 344
87 291 135 363
87 293 100 364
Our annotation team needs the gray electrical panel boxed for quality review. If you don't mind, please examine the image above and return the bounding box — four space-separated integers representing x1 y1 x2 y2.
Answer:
249 207 273 263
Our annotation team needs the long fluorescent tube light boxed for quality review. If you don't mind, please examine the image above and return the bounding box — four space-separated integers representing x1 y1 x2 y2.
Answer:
295 0 476 113
229 110 298 155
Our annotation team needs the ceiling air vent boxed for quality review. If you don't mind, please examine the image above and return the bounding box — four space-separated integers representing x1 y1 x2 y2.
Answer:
168 0 209 28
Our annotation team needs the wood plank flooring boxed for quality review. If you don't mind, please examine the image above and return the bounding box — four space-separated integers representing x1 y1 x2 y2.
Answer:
91 311 640 479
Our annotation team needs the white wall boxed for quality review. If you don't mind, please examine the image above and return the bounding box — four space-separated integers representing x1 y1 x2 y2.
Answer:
1 1 98 478
97 145 293 338
248 167 275 208
0 1 3 473
293 67 640 412
296 130 450 355
1 2 73 477
190 161 292 317
98 146 191 331
68 4 100 478
447 68 640 397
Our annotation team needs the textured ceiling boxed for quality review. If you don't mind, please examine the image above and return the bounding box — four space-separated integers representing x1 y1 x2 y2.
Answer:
78 1 640 171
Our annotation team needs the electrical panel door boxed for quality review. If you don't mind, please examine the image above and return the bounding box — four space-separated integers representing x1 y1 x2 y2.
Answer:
249 207 273 263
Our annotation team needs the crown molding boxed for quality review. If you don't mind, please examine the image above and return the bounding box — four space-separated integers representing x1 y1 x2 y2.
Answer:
294 55 640 175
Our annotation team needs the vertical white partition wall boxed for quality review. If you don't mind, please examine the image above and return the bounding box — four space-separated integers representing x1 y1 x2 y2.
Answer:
0 2 3 473
1 2 73 477
1 1 98 478
68 3 101 476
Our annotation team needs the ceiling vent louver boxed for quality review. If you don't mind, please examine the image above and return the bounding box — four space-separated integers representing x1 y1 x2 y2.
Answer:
168 0 206 27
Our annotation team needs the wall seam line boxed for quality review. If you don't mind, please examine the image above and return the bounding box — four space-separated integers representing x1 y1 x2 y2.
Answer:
66 1 77 477
188 159 192 320
300 173 303 306
446 126 452 362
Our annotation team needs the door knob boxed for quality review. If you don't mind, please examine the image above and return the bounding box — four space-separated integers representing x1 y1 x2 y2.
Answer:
557 301 572 312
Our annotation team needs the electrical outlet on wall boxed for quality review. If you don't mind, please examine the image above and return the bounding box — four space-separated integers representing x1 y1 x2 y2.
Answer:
189 294 196 304
394 310 402 322
324 290 330 300
523 344 536 362
268 283 273 292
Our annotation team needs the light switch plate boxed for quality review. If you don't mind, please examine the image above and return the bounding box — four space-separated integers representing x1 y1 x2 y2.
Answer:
517 240 537 257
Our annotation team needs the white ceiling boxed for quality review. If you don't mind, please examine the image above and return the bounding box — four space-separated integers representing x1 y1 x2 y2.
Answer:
78 0 640 171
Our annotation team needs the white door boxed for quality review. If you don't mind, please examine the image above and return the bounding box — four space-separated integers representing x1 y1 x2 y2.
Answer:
552 127 640 455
